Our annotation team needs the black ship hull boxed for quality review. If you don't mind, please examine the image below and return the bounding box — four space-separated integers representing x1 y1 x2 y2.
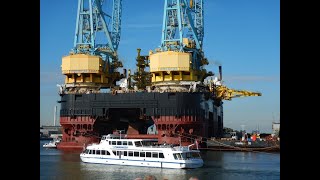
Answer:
57 92 223 151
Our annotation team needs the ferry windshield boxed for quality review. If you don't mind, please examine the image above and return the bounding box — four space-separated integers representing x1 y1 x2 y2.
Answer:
173 152 201 160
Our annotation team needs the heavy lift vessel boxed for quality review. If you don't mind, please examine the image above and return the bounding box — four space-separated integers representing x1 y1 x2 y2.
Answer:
57 0 261 151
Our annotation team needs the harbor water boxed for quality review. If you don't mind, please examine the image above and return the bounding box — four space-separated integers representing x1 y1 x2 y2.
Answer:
40 140 280 180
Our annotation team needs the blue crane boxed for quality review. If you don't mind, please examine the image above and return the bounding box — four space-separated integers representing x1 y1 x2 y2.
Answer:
161 0 203 50
73 0 122 68
160 0 205 71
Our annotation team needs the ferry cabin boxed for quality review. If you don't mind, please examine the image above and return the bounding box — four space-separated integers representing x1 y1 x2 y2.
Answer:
80 134 203 169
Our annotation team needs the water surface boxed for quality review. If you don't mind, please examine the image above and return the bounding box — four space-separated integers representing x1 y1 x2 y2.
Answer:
40 140 280 180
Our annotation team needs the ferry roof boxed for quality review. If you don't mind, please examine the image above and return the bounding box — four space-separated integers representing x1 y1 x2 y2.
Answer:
102 134 158 141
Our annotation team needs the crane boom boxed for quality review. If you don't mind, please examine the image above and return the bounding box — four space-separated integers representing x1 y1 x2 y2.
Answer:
111 0 122 50
213 85 262 101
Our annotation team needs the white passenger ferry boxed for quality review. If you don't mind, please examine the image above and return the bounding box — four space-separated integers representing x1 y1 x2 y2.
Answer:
80 134 204 169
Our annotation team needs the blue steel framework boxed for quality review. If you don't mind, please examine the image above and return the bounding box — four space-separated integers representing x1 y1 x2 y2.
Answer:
73 0 122 67
160 0 204 70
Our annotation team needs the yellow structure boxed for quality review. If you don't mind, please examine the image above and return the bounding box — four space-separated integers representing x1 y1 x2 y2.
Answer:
189 0 193 8
149 51 200 83
182 38 195 48
61 54 112 88
213 85 262 101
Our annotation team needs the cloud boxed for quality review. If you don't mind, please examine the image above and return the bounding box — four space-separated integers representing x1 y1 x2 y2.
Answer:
211 60 222 66
224 75 279 82
124 24 162 29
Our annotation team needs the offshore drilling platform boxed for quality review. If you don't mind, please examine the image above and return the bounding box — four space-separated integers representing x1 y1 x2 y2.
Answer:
57 0 261 150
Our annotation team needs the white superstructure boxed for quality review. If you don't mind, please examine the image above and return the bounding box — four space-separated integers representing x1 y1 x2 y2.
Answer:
80 134 204 169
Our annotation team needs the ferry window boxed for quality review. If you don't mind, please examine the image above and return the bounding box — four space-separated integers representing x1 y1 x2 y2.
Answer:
123 141 127 145
117 141 122 145
173 153 178 160
146 152 151 157
159 153 164 158
140 152 145 157
129 151 133 156
102 136 106 140
112 141 116 145
124 151 127 156
186 152 191 159
113 151 116 156
85 149 89 154
128 141 133 146
152 152 158 158
87 150 91 154
181 153 186 160
101 150 105 155
107 151 110 155
135 141 142 147
141 141 147 146
134 152 139 157
143 141 157 146
176 153 182 160
96 150 101 155
192 152 200 158
109 141 112 145
92 150 96 155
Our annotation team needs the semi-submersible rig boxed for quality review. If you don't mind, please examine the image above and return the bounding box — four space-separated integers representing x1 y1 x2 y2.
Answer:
57 0 261 150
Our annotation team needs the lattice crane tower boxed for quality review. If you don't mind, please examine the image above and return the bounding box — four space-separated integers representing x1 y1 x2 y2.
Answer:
148 0 212 91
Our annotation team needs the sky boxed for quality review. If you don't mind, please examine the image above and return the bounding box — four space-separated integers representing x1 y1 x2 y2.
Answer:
40 0 280 133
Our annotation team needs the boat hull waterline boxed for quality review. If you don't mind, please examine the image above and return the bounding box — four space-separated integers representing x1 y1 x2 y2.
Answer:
80 156 203 169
